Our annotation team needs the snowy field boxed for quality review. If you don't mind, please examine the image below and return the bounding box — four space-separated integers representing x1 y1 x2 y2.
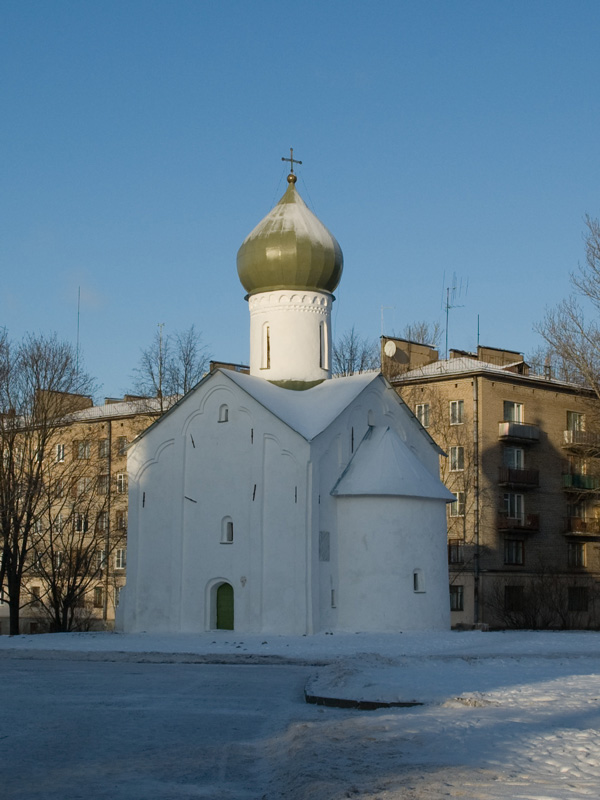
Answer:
2 630 600 799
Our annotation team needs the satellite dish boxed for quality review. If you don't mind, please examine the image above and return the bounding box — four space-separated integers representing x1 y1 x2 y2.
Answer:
384 340 397 357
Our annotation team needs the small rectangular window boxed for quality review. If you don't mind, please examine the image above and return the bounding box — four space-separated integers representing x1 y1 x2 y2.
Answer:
450 446 465 471
415 403 430 428
449 400 464 425
116 511 127 531
503 401 523 423
449 584 464 611
116 436 127 456
77 441 91 460
93 587 103 609
567 411 585 432
96 512 108 532
449 492 465 517
503 492 524 521
568 542 586 568
75 514 89 533
95 549 106 570
503 446 524 469
504 585 524 612
98 474 109 495
56 443 65 463
448 539 464 563
504 538 524 565
114 548 126 570
319 531 330 562
99 439 109 459
568 586 589 612
116 474 127 494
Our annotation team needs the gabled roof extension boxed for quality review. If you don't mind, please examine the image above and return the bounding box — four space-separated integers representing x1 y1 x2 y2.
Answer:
331 426 455 501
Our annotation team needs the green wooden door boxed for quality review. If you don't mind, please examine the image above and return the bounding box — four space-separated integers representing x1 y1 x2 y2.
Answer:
216 583 234 630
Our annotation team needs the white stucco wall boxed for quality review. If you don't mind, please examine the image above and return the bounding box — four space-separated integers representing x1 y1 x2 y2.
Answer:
125 372 312 634
124 370 451 636
335 496 451 631
248 290 332 382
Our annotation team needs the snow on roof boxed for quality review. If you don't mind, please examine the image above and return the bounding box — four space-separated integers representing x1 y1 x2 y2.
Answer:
397 356 579 388
63 396 170 423
223 370 381 441
331 426 455 500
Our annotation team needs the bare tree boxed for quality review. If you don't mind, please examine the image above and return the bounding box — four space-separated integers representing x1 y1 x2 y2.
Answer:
537 215 600 397
332 326 379 377
131 325 210 411
399 320 443 349
0 331 96 635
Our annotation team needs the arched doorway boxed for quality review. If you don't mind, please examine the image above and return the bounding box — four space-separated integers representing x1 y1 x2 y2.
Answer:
216 583 234 630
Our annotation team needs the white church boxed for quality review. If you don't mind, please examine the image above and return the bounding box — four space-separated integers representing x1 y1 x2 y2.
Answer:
121 168 454 635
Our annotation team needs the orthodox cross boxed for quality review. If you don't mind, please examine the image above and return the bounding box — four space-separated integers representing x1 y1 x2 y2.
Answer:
281 147 302 174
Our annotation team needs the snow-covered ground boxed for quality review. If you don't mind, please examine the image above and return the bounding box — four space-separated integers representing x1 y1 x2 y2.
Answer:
2 630 600 799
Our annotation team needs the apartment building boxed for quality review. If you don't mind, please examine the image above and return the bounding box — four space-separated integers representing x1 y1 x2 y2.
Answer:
0 395 161 634
382 337 600 629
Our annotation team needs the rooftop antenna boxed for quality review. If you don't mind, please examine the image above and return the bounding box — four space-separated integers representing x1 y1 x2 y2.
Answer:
76 286 81 375
441 272 469 359
381 305 394 337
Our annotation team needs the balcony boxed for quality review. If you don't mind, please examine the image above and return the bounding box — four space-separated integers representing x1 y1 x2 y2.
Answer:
564 517 600 535
562 473 600 491
498 467 539 488
498 422 540 443
563 430 600 449
498 512 540 532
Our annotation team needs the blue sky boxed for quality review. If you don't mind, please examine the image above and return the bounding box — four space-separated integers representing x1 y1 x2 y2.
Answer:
2 1 599 398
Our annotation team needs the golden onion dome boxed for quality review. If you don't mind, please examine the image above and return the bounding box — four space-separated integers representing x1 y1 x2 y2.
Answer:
237 176 343 297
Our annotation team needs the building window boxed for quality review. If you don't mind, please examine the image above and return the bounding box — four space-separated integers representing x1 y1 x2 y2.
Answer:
448 539 464 564
450 400 464 425
568 542 586 568
96 512 108 532
319 321 329 370
261 324 271 370
449 584 464 611
75 514 89 533
567 411 585 432
415 403 430 428
77 441 91 460
413 569 425 592
319 531 330 562
114 586 122 606
76 478 91 496
98 474 109 495
114 549 126 570
116 474 127 494
93 587 103 609
116 511 127 531
568 586 589 612
450 446 465 471
503 401 523 423
99 439 109 459
504 585 524 612
503 446 524 469
221 516 234 544
30 586 42 606
504 538 524 565
218 404 229 423
449 491 465 517
56 443 65 463
95 549 106 571
503 492 524 521
54 551 63 569
116 436 128 456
